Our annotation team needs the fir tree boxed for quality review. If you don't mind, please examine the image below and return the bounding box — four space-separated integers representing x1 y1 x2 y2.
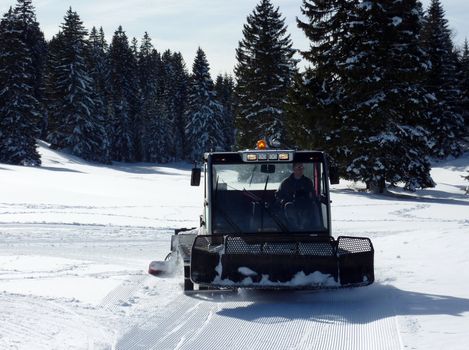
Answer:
285 69 327 150
149 50 190 160
13 0 47 137
46 8 107 162
44 32 65 145
422 0 464 157
158 50 180 161
293 0 354 153
297 0 435 191
0 5 41 166
128 37 143 160
140 89 169 163
215 74 235 149
460 39 469 135
138 32 158 102
86 26 112 162
169 52 189 159
234 0 296 148
341 0 435 191
109 26 138 162
136 33 165 162
87 27 111 106
185 47 223 161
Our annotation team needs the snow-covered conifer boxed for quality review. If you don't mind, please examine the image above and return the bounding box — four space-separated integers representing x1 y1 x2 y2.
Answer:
109 26 138 162
293 0 354 153
0 5 41 166
345 0 435 191
157 50 182 161
185 47 223 161
138 32 158 102
13 0 47 137
421 0 464 158
46 8 107 162
86 26 112 163
234 0 296 148
140 89 170 163
136 34 166 162
460 39 469 136
168 52 189 159
215 74 235 149
297 0 435 191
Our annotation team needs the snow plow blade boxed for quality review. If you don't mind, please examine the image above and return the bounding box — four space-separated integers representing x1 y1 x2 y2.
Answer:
190 235 374 289
148 260 171 276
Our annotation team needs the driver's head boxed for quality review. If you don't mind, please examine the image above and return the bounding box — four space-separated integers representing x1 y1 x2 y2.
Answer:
292 162 304 179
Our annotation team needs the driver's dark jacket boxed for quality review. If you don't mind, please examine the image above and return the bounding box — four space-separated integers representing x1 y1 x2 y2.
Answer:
275 174 314 205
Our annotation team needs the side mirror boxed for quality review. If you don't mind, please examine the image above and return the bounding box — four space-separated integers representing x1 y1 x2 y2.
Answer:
329 165 340 185
191 167 201 186
261 164 275 173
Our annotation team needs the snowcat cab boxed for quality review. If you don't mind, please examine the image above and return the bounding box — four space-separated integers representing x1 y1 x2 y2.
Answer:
149 143 374 291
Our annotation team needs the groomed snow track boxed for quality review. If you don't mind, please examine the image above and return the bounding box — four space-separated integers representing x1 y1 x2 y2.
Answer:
116 286 402 350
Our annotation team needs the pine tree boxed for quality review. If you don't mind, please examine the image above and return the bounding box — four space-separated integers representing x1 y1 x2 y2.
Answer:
352 0 434 191
87 27 111 107
109 26 138 162
44 32 66 146
292 0 354 153
136 33 166 162
140 89 169 163
422 0 464 158
460 39 469 136
234 0 296 148
138 32 158 102
215 74 235 149
128 36 143 160
86 26 112 162
297 0 435 191
142 50 190 161
158 50 180 161
46 8 107 162
0 5 41 166
13 0 47 138
285 68 335 151
169 52 189 159
185 47 223 161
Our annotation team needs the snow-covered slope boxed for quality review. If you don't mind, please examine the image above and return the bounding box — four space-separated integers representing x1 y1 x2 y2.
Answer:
0 142 468 349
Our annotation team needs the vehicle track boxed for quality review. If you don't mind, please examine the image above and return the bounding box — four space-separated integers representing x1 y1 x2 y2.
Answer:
116 286 402 350
100 274 148 313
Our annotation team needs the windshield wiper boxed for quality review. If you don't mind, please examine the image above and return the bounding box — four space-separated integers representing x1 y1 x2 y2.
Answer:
259 175 269 231
248 165 258 187
242 185 290 233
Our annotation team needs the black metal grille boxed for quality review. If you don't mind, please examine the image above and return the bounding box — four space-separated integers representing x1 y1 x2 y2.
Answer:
224 235 335 256
191 234 374 288
298 242 335 256
194 235 372 256
337 236 373 255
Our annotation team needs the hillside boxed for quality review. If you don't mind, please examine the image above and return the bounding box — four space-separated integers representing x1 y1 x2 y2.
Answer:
0 142 468 349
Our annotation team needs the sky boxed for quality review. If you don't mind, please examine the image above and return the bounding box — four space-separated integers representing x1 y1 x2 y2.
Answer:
0 0 467 77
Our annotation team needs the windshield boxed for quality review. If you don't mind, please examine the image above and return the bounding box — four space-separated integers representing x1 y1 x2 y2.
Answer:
211 162 328 234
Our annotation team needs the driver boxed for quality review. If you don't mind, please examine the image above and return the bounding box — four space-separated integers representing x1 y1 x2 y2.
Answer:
275 162 317 228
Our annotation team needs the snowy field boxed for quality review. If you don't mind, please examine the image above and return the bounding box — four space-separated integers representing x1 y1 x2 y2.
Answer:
0 142 468 350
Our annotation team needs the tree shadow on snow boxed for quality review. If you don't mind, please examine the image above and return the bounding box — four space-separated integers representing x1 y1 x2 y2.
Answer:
197 284 469 324
35 166 84 173
332 188 469 207
104 162 193 176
